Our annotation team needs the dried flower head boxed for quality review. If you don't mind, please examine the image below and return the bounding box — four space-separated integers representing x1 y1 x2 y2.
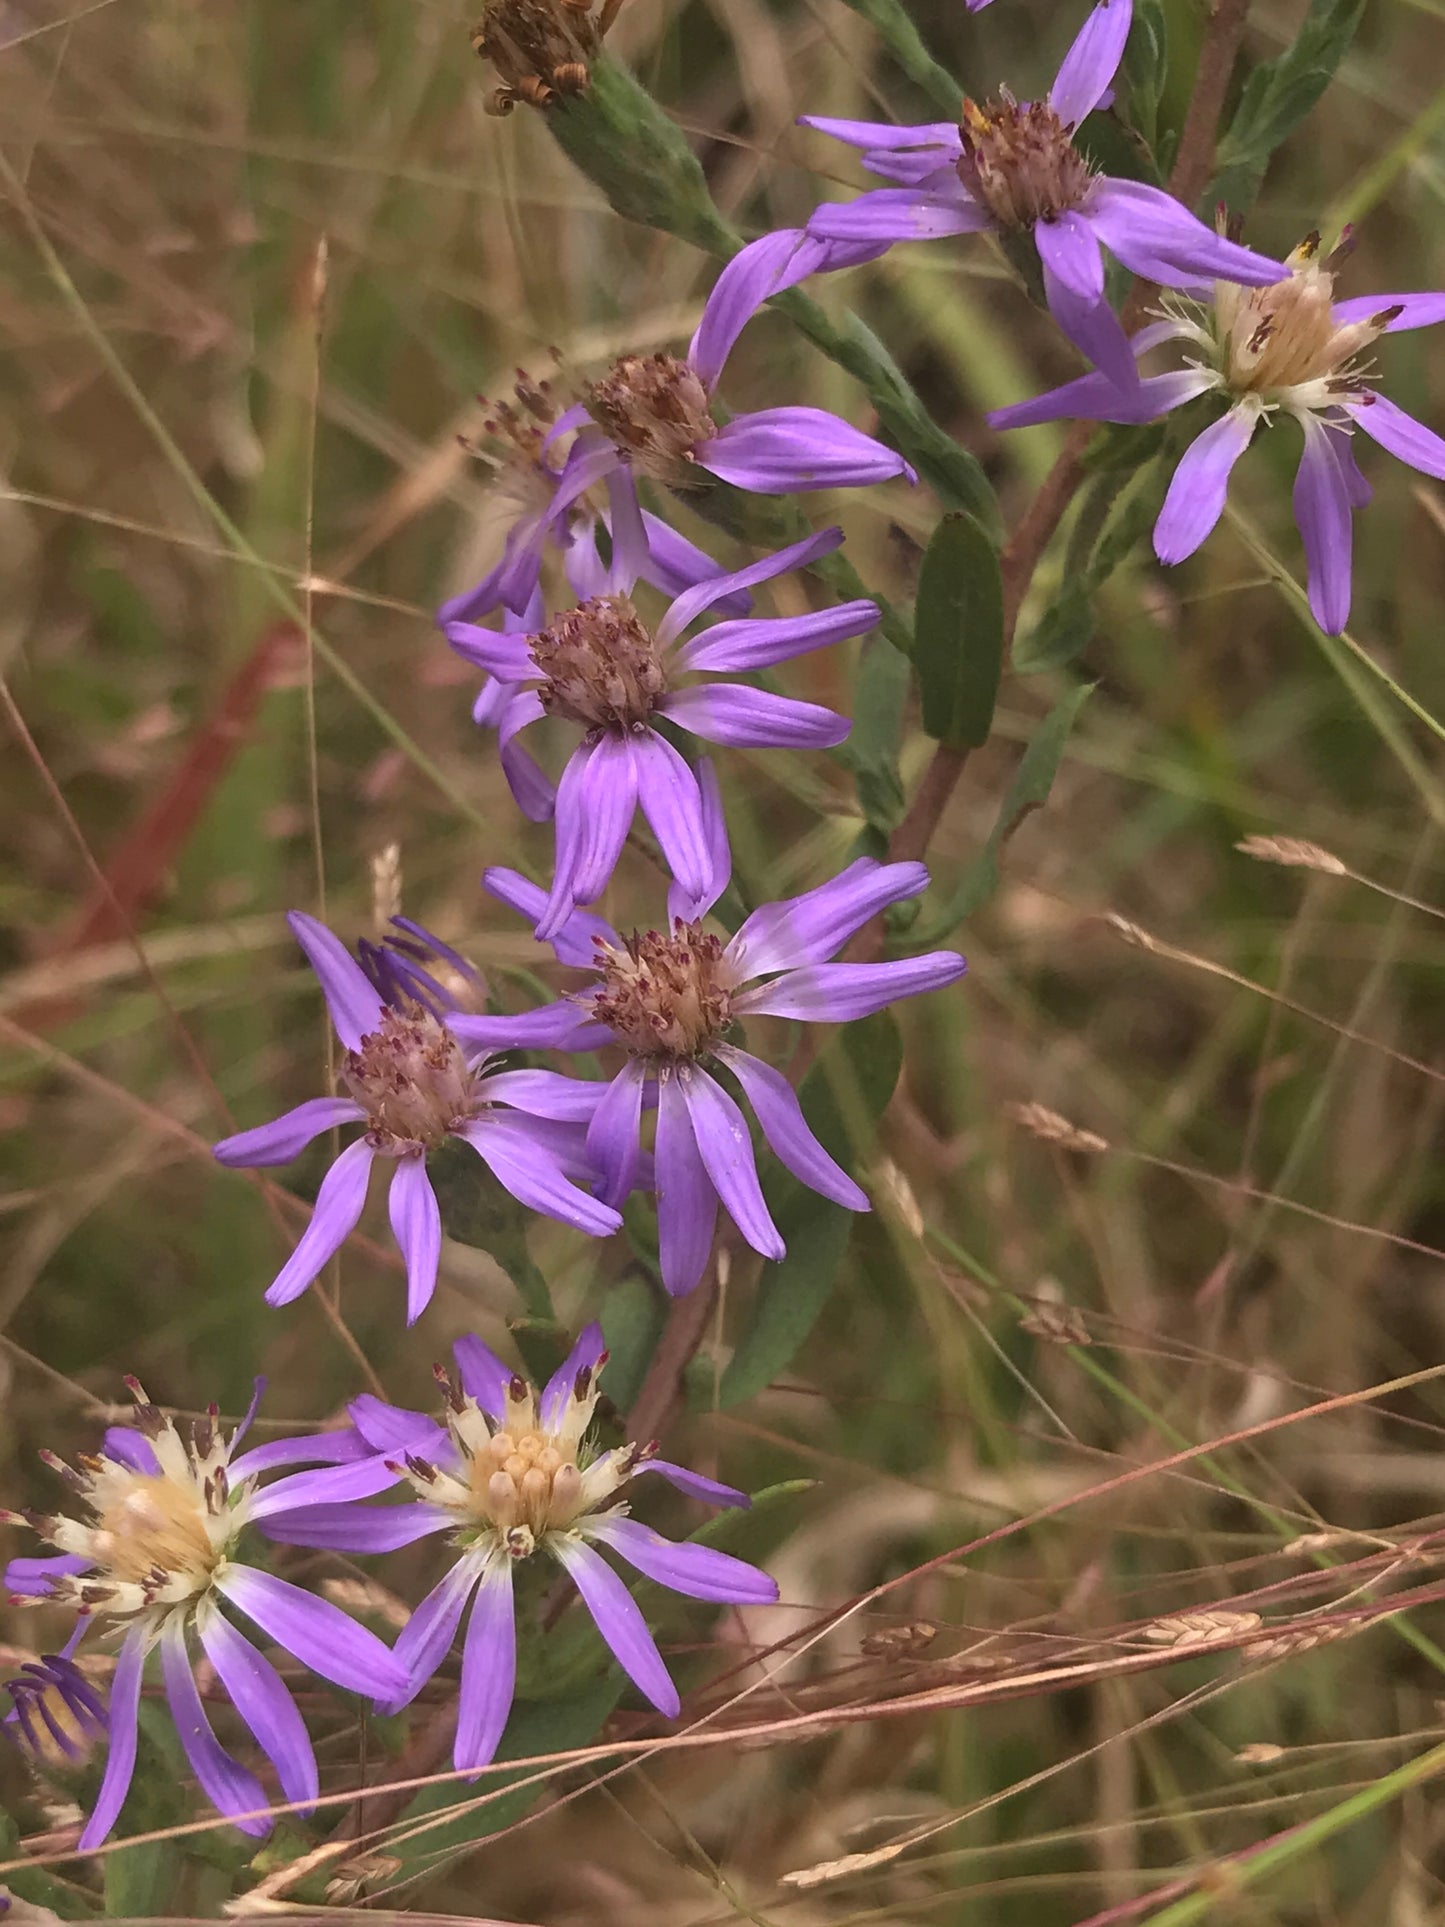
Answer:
584 353 719 485
590 921 735 1060
470 0 622 114
1235 835 1347 876
958 93 1094 229
529 594 668 729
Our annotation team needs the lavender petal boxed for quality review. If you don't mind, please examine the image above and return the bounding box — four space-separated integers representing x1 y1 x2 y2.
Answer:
161 1617 271 1838
385 1558 484 1714
703 407 916 492
497 691 555 824
604 467 650 592
482 864 620 966
633 1459 748 1508
212 1096 367 1171
1293 418 1355 635
585 1060 647 1208
442 622 537 682
449 1001 611 1055
1086 179 1285 287
260 1499 451 1553
197 1608 318 1812
6 1553 93 1596
551 1536 680 1717
248 1453 408 1522
381 1155 440 1326
1153 406 1257 563
630 729 712 898
989 366 1211 431
585 1517 779 1605
640 513 753 612
286 911 387 1052
458 1114 623 1237
102 1427 163 1475
541 1322 607 1429
715 1044 870 1211
667 757 732 924
230 1428 369 1483
539 734 639 933
1035 209 1106 300
454 1334 517 1418
77 1626 146 1851
675 600 878 674
735 951 967 1024
727 858 930 979
1331 291 1445 333
1345 391 1445 480
661 683 851 750
456 1560 517 1773
263 1137 375 1308
679 1066 784 1262
214 1565 409 1702
347 1394 453 1462
806 188 987 244
1048 0 1133 128
656 526 844 645
655 1072 720 1298
689 228 818 391
481 1068 608 1122
1041 258 1140 391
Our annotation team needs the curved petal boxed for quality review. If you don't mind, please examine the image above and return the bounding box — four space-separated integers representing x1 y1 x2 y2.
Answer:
633 1459 748 1507
675 599 878 674
497 691 555 824
551 1536 680 1716
586 1516 779 1604
479 1068 608 1122
456 1560 517 1774
385 1558 484 1715
102 1428 163 1475
287 912 387 1053
540 1323 607 1429
630 730 711 898
346 1394 451 1460
1048 0 1134 128
678 1067 784 1262
703 407 915 492
806 188 988 245
229 1428 369 1483
689 228 818 391
1153 406 1258 563
458 1114 622 1237
77 1626 146 1851
1330 291 1445 334
449 1002 611 1055
161 1617 271 1837
442 622 537 683
539 736 638 935
661 683 850 749
1344 391 1445 480
387 1155 442 1327
727 858 930 979
213 1097 366 1171
1087 178 1285 288
197 1609 317 1812
263 1137 375 1308
585 1060 647 1208
1041 258 1139 391
655 1071 719 1297
667 756 732 925
1293 417 1355 635
989 365 1212 431
482 864 620 966
1035 209 1105 301
715 1045 869 1210
798 114 962 162
6 1552 94 1596
453 1335 513 1418
214 1565 409 1703
259 1499 451 1554
639 513 753 612
604 467 648 593
247 1454 408 1520
735 951 968 1023
657 526 845 647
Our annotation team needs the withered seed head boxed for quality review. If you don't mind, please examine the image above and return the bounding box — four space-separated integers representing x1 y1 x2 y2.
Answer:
471 0 602 114
591 922 735 1061
341 1008 477 1152
529 594 667 730
584 353 718 484
958 94 1093 229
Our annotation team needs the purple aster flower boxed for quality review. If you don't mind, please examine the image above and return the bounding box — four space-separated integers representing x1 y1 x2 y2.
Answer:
443 524 879 935
212 911 622 1323
801 0 1286 389
262 1326 778 1775
3 1655 107 1769
446 852 966 1297
439 368 758 626
2 1379 407 1847
987 229 1445 633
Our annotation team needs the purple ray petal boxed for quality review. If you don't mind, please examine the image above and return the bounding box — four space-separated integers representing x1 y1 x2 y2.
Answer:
1331 291 1445 333
585 1061 647 1208
263 1137 375 1308
1049 0 1133 127
161 1617 271 1837
689 228 815 391
1153 405 1258 563
248 1454 408 1521
1035 209 1105 300
988 366 1212 431
639 513 753 612
631 729 712 898
482 864 620 965
675 599 878 675
633 1460 748 1507
667 756 732 924
806 188 987 244
655 1072 719 1297
727 858 930 979
715 1044 869 1211
1344 391 1445 480
454 1333 516 1418
1334 431 1374 507
385 1156 442 1326
78 1626 145 1851
604 468 649 593
102 1427 163 1475
442 622 537 683
679 1066 784 1262
286 912 388 1053
214 1566 409 1702
703 407 916 492
585 1516 779 1605
657 526 845 646
1041 259 1140 391
481 1068 608 1121
230 1428 369 1483
798 114 962 158
539 736 639 935
347 1394 453 1461
551 1536 680 1716
5 1552 93 1596
385 1557 484 1715
449 1001 612 1055
1086 179 1285 287
197 1609 318 1812
1294 418 1355 635
540 1321 608 1429
260 1498 452 1553
735 951 968 1023
458 1114 622 1236
497 691 555 824
562 518 610 600
212 1097 366 1171
547 430 623 522
437 542 536 628
475 676 518 730
457 1560 517 1773
661 683 851 750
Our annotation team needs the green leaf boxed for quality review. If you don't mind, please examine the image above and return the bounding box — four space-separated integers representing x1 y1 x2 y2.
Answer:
427 1139 554 1320
1211 0 1367 210
912 683 1094 943
599 1271 668 1411
1121 0 1169 151
0 1814 96 1919
1013 578 1094 674
839 638 912 834
834 0 960 114
719 1012 903 1407
913 513 1004 750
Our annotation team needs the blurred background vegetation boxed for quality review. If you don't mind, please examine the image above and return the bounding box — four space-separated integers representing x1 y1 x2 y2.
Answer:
3 0 1445 1919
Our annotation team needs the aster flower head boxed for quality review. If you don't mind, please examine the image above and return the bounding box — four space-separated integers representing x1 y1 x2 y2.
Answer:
212 911 622 1323
3 1655 107 1770
801 0 1287 389
444 525 879 935
3 1381 406 1846
261 1327 778 1776
987 227 1445 633
447 851 967 1297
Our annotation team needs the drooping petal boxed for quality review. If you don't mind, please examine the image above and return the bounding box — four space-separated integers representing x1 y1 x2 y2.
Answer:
585 1060 647 1208
497 691 555 824
1153 405 1258 563
988 366 1213 431
212 1097 366 1170
1035 209 1106 300
632 1459 748 1508
1048 0 1134 128
727 858 930 979
384 1557 484 1715
667 756 732 925
1293 417 1355 635
287 912 388 1053
458 1114 622 1237
689 228 818 392
661 683 850 750
678 1067 784 1262
263 1137 376 1308
387 1156 442 1327
456 1560 517 1774
639 513 753 612
161 1617 271 1837
655 1072 719 1298
1344 391 1445 480
101 1428 163 1475
715 1045 870 1211
735 951 968 1023
657 526 845 646
454 1334 516 1418
604 467 649 594
1086 178 1285 288
482 864 620 966
1333 432 1374 508
585 1517 779 1605
551 1536 680 1717
539 735 639 935
436 533 542 627
675 599 879 675
703 407 916 492
196 1609 318 1812
214 1566 409 1703
630 729 712 899
1330 291 1445 333
541 1322 607 1429
798 114 963 165
805 187 988 245
480 1068 608 1122
1041 258 1140 391
77 1626 146 1851
442 622 537 683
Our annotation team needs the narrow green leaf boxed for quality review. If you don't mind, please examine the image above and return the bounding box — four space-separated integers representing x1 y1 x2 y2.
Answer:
1121 0 1169 151
1013 579 1094 674
1211 0 1367 210
913 513 1004 749
840 638 912 834
912 683 1094 943
427 1139 554 1320
834 0 961 114
599 1271 668 1412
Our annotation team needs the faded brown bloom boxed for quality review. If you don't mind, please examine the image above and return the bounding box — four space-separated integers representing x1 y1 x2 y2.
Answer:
529 595 667 730
591 922 735 1060
343 1008 478 1151
958 94 1094 230
471 0 623 114
585 353 718 484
